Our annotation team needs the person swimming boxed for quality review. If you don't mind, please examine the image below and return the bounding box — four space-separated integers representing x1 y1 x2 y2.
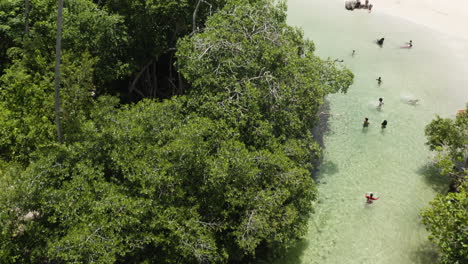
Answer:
363 117 370 127
377 38 385 46
408 40 413 47
366 192 379 203
381 120 387 128
407 99 419 105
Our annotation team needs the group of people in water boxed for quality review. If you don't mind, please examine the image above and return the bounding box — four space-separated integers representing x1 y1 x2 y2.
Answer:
377 37 413 48
362 98 387 130
358 37 415 204
360 37 416 136
363 117 387 129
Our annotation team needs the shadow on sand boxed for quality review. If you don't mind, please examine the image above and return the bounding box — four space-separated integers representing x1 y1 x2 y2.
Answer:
409 240 439 264
311 100 333 149
255 239 310 264
417 163 449 193
316 160 339 184
311 100 338 182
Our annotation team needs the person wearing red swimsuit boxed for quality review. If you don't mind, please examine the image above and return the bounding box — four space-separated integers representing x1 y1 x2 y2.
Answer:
365 193 379 203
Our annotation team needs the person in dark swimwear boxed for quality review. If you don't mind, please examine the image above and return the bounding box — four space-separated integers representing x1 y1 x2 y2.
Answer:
381 120 387 128
352 50 356 56
363 117 370 127
377 38 384 46
408 40 413 47
376 77 382 85
366 193 379 203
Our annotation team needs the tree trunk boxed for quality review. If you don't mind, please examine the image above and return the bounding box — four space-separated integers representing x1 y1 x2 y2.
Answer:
168 54 175 95
54 0 64 143
129 60 153 98
178 70 184 94
152 59 158 98
192 0 202 32
25 0 30 35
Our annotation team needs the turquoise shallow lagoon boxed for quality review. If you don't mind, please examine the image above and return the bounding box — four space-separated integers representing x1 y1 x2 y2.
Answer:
280 0 468 263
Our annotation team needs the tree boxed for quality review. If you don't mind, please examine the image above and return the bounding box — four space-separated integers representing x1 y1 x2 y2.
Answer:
425 104 468 191
0 0 24 72
177 0 353 142
54 0 64 143
421 104 468 264
0 0 127 160
100 0 226 98
0 98 316 263
421 182 468 264
0 0 352 262
24 0 30 35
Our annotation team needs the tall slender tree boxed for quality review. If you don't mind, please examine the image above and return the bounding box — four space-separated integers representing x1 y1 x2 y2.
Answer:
54 0 64 143
25 0 30 35
192 0 202 32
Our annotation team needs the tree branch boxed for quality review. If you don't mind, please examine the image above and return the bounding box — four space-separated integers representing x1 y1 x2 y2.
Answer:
129 60 153 96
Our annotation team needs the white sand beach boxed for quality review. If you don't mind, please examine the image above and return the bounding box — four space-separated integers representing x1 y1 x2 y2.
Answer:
371 0 468 39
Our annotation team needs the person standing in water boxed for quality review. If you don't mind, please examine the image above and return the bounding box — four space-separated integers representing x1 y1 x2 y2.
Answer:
363 117 370 127
408 40 413 47
352 50 356 56
376 77 382 85
381 120 387 128
366 193 379 203
377 38 385 46
379 98 384 106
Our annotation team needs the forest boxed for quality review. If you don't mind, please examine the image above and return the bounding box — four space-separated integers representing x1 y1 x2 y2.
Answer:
0 0 465 263
0 0 353 263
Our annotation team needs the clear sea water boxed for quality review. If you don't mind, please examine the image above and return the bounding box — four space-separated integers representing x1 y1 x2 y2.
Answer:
278 0 468 263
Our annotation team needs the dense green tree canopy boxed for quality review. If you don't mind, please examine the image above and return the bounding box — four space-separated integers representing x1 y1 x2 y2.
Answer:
0 0 353 263
177 0 353 141
99 0 226 67
0 0 24 73
422 105 468 264
0 98 316 263
421 183 468 264
0 0 127 160
425 104 468 187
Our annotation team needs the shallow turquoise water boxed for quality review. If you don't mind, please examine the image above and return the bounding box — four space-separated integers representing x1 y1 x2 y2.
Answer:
280 1 468 263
